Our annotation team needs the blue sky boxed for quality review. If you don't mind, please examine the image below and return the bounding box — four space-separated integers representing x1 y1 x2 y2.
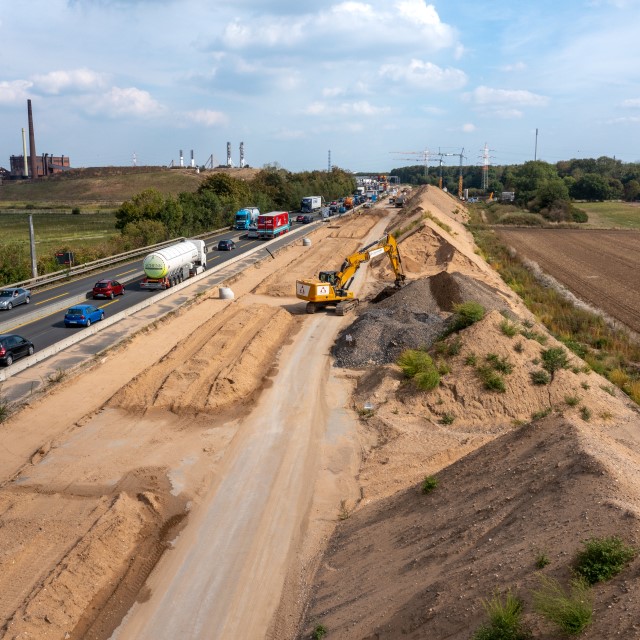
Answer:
1 0 639 173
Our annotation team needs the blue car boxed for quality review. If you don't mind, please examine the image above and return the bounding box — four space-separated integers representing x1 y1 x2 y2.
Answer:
64 304 105 328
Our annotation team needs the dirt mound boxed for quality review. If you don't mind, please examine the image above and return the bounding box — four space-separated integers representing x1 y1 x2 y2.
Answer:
332 273 513 368
110 303 294 414
300 414 640 639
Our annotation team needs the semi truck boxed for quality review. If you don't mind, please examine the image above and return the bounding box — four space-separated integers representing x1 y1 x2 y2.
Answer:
301 196 322 213
140 239 207 290
257 211 290 239
235 206 260 230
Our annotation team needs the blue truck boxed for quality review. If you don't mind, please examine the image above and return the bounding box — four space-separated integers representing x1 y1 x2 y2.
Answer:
235 206 260 230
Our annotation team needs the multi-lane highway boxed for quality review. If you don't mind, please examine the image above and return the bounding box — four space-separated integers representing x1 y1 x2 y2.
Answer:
0 217 322 357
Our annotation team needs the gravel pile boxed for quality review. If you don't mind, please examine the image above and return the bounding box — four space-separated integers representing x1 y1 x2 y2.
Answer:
332 271 510 368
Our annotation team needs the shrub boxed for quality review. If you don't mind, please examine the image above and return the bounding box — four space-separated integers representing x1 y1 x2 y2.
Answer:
532 407 551 420
313 624 328 639
450 301 486 332
532 575 592 635
0 398 9 424
564 395 581 407
421 475 438 494
398 350 440 391
478 366 506 392
535 553 550 569
486 353 513 374
439 413 455 425
574 536 637 585
465 353 478 366
541 347 569 379
71 207 81 215
500 319 519 337
513 341 524 354
472 590 531 640
580 406 592 421
530 370 551 385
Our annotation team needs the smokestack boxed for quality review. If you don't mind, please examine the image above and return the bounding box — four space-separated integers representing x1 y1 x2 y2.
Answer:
180 149 184 167
27 99 37 179
190 149 195 168
239 142 245 168
21 128 28 177
226 142 232 167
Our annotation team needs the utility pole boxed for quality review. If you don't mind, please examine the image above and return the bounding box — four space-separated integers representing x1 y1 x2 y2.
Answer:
534 128 539 161
28 215 38 278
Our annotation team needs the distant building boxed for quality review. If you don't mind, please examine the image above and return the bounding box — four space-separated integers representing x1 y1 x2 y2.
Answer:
8 154 71 178
500 191 515 202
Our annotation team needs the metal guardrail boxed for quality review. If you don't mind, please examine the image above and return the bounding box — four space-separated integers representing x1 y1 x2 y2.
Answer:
4 226 230 292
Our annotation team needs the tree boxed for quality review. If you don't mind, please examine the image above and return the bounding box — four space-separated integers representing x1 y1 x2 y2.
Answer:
570 173 611 201
115 188 166 230
513 161 559 206
535 178 570 211
624 179 640 202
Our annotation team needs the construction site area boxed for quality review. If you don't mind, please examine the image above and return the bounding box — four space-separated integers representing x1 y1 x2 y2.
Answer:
0 187 639 639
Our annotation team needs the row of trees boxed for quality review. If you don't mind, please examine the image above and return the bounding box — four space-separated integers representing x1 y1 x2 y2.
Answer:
391 156 640 204
115 167 357 246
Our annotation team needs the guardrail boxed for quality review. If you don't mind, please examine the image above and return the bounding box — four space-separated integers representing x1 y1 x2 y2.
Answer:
4 226 231 292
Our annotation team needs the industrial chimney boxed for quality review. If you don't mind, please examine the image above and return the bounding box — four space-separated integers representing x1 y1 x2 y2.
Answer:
27 99 37 179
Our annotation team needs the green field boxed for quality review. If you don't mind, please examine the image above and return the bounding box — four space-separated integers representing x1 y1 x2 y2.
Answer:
2 211 119 255
577 201 640 229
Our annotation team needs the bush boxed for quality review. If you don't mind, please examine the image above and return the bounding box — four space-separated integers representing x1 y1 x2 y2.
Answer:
486 353 513 374
472 590 531 640
397 350 440 391
500 320 519 337
530 370 551 385
421 475 438 494
533 575 592 635
313 624 327 639
478 366 506 392
541 347 569 379
574 536 636 585
449 301 486 332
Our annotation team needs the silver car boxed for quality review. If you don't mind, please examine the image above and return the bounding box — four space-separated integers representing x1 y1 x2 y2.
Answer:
0 288 31 310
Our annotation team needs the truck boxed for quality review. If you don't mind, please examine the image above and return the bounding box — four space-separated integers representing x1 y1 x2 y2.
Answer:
235 206 260 230
343 196 354 210
140 239 207 290
301 196 323 213
295 234 405 315
257 211 290 239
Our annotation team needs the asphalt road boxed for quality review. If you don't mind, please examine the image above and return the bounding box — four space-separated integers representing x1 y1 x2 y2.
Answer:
0 218 322 354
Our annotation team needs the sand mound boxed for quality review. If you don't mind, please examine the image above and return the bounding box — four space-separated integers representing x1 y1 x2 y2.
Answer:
110 303 294 415
301 414 640 639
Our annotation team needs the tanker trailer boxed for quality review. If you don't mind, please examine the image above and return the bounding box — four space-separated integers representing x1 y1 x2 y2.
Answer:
140 239 207 290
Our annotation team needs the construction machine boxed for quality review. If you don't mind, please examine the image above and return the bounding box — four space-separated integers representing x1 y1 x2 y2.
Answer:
295 234 406 315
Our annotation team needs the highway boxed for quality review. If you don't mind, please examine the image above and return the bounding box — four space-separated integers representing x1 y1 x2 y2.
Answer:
0 216 324 370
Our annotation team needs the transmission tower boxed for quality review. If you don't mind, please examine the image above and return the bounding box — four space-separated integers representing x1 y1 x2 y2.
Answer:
328 150 331 172
390 149 440 179
479 143 495 192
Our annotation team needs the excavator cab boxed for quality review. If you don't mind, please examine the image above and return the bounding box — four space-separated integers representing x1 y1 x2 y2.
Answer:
318 271 338 286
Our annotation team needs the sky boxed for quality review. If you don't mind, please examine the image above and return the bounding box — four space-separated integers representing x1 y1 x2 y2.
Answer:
1 0 640 173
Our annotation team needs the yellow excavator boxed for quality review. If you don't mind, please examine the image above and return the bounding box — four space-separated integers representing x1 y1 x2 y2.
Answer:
295 234 406 315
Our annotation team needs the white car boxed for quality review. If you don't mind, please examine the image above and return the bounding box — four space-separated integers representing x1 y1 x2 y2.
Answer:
247 226 260 238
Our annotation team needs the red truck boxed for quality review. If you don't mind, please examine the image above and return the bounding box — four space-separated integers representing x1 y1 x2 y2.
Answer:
257 211 290 239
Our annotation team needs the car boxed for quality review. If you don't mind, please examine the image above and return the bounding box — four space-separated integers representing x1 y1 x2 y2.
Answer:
296 214 306 223
247 226 259 239
92 279 125 300
0 287 31 310
302 215 314 224
364 202 373 209
217 239 236 251
0 334 35 367
64 304 105 328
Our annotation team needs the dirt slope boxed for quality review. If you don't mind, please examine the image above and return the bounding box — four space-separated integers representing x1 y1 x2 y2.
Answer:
299 188 640 639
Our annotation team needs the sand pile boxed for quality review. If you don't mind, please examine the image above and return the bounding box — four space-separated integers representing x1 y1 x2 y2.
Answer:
301 413 640 639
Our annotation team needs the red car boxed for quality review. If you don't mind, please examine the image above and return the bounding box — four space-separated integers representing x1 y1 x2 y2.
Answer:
92 279 125 299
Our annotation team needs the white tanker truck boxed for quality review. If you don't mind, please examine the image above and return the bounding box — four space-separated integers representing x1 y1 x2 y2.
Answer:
140 239 207 290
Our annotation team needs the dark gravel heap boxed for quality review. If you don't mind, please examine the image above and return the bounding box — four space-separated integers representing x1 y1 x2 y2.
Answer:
332 271 510 368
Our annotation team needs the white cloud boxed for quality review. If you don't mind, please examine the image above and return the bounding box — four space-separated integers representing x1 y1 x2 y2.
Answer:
467 86 549 107
0 80 32 104
305 100 390 116
494 109 524 119
272 128 306 140
394 0 456 48
622 98 640 108
330 2 375 19
462 123 475 132
500 62 526 72
32 68 106 94
91 87 165 117
379 59 467 90
185 109 228 127
323 87 344 98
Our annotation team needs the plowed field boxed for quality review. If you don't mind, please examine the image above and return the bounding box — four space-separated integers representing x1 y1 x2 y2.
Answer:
497 228 640 333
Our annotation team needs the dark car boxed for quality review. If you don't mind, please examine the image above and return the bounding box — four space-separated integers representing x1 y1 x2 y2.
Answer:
92 279 125 300
296 214 306 223
217 239 236 251
0 334 34 367
0 287 31 310
302 215 314 224
64 304 105 328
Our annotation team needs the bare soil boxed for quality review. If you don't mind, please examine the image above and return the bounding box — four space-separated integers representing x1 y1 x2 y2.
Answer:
1 187 639 640
497 228 640 334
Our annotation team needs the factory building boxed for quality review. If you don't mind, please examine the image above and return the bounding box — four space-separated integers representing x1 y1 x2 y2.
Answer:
9 154 71 178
